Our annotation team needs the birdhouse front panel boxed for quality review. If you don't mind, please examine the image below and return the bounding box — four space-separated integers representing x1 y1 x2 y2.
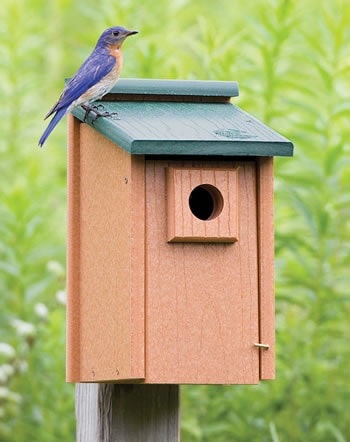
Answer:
66 79 293 384
145 159 259 384
166 166 239 243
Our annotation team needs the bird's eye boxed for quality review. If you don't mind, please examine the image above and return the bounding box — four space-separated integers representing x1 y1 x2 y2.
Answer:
112 31 120 37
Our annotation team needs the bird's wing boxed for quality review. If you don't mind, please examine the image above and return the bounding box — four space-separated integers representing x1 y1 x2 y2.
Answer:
45 51 115 119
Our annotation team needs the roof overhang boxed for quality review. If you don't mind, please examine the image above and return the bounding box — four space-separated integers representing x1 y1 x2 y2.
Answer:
71 79 293 157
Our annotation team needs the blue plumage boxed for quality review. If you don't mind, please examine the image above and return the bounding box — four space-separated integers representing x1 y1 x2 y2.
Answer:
39 26 138 147
38 108 67 148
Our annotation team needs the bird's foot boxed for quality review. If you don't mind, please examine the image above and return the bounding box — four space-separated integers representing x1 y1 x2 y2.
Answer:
82 104 119 124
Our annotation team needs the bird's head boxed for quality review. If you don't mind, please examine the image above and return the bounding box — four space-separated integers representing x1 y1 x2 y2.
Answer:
97 26 138 49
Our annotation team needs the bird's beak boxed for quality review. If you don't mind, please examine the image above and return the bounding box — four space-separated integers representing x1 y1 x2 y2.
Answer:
126 30 138 37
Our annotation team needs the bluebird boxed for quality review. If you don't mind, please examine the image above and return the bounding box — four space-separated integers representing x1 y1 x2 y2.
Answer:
38 26 138 147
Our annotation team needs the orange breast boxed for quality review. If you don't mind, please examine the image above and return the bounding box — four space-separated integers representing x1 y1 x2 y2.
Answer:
108 44 123 61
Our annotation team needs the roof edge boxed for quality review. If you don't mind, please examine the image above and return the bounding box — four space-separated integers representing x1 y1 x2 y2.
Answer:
107 78 239 98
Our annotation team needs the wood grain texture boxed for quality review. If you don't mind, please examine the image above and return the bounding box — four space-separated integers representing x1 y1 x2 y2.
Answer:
166 167 238 243
76 383 179 441
76 383 99 442
66 122 145 382
112 385 179 441
145 160 260 384
257 157 275 379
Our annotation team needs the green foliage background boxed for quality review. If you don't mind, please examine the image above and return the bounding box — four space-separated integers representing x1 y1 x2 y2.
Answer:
1 0 349 440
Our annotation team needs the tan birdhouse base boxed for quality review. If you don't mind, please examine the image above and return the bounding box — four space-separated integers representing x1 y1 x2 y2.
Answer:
66 78 293 384
67 119 275 384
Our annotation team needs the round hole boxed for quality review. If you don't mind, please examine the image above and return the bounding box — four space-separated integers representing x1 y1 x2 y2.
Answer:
188 184 224 221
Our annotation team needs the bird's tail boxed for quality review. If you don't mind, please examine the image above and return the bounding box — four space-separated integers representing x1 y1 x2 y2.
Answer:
38 107 67 147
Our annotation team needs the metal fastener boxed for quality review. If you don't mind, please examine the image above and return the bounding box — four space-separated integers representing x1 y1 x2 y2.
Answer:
254 343 270 350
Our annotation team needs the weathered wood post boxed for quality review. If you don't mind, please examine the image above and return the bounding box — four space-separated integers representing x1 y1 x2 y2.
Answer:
75 384 179 441
66 79 293 440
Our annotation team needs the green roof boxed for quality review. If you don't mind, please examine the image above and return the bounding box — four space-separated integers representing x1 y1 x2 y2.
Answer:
71 79 293 157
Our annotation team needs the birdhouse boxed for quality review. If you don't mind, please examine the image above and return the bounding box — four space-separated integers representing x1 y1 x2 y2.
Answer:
66 79 293 384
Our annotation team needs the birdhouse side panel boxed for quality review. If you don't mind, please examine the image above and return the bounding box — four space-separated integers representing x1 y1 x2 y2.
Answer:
66 119 145 382
66 116 82 382
257 157 275 379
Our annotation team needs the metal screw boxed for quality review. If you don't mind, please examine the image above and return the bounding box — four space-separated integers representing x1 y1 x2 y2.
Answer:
254 343 270 350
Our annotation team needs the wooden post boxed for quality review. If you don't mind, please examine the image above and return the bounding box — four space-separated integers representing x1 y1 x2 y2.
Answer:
76 384 180 442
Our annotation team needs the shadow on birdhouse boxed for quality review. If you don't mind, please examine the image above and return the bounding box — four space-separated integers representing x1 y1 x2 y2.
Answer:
66 79 293 384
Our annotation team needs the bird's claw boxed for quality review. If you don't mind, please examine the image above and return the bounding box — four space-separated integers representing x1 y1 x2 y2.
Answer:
90 111 120 125
82 104 119 124
92 104 105 112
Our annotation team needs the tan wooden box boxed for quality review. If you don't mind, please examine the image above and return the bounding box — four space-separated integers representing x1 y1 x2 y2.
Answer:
66 79 293 384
